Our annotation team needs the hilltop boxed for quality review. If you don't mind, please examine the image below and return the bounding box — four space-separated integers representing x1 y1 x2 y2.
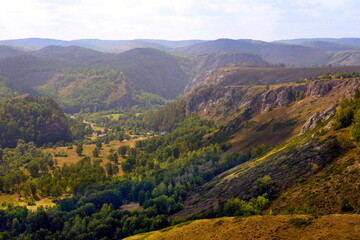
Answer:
0 94 79 148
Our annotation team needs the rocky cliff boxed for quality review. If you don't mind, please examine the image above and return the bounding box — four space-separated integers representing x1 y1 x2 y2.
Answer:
186 78 360 133
300 104 338 134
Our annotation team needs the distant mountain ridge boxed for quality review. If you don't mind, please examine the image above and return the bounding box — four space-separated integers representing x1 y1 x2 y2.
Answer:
176 39 330 66
275 37 360 47
2 37 360 67
0 38 204 51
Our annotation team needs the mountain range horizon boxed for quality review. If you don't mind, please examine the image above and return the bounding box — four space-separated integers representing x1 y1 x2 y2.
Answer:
2 37 360 51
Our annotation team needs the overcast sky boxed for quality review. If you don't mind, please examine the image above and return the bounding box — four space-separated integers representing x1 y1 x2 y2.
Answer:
1 0 359 41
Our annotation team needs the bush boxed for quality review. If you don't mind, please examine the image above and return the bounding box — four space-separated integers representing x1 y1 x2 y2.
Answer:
224 198 261 217
351 123 360 142
288 217 312 227
25 198 36 206
255 175 274 196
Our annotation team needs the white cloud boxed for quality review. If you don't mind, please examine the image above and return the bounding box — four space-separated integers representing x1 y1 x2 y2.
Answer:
0 0 359 40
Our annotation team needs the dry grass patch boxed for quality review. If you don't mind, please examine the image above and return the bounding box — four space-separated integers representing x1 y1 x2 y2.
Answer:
43 136 147 176
124 214 360 240
0 194 56 211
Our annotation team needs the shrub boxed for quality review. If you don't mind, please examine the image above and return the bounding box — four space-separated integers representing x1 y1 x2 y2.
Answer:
288 217 312 227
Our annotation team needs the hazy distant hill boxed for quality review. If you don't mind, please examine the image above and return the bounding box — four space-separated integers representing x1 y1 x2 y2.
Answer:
178 39 267 55
0 38 130 50
297 41 358 52
177 39 330 66
0 55 165 112
110 40 170 53
0 45 28 59
30 45 189 98
327 50 360 65
258 44 329 66
3 37 360 68
0 38 74 50
276 37 360 47
34 45 115 65
0 38 204 51
143 39 205 48
0 55 74 92
107 48 191 99
192 52 272 73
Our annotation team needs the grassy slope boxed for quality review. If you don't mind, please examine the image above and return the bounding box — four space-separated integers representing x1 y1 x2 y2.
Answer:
327 50 360 66
270 131 360 214
0 195 55 212
125 215 360 240
210 78 352 153
174 79 359 218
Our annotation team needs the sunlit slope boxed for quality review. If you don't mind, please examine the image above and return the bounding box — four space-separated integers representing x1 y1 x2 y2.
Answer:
125 215 360 240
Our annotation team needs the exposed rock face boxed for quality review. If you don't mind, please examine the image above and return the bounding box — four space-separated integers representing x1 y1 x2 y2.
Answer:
185 86 263 116
299 78 360 133
340 77 360 96
260 84 307 112
186 78 360 136
186 79 346 120
305 80 341 97
184 68 236 93
300 104 338 134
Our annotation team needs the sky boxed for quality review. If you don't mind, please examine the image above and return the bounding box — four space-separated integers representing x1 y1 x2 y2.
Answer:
0 0 360 41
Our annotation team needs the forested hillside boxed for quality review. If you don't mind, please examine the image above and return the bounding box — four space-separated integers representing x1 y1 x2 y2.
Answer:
0 95 88 148
35 68 164 113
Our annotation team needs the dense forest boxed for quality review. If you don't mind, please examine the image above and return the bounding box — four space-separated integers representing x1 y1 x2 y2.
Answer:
0 95 90 148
